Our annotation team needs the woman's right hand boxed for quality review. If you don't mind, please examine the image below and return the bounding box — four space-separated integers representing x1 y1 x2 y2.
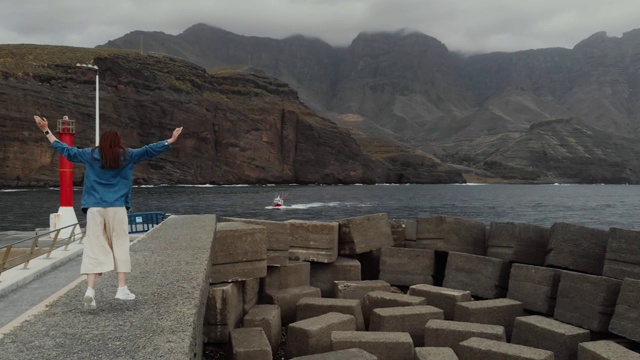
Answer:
168 127 183 144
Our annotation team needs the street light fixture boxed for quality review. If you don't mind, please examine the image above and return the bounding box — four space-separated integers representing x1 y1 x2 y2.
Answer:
76 63 99 146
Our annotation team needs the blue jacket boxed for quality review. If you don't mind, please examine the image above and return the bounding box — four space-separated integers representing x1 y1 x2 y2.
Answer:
51 140 171 211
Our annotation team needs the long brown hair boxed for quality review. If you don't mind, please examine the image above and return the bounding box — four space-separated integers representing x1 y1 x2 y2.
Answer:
97 131 127 168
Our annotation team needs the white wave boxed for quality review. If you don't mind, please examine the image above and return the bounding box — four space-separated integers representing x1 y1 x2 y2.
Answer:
265 201 349 210
0 189 29 192
455 183 487 186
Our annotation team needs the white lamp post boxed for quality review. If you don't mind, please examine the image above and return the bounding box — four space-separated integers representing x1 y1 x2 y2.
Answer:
76 63 99 146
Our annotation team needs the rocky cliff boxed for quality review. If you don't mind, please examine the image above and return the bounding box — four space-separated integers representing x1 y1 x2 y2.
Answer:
100 24 640 183
0 45 465 187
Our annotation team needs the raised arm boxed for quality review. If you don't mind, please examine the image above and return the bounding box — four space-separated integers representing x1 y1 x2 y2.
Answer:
128 127 183 164
34 115 58 144
34 115 91 163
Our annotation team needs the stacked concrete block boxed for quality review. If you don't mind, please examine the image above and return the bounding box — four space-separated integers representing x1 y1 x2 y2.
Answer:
486 222 550 265
424 319 506 350
290 348 378 360
262 260 310 292
333 280 391 303
411 215 486 255
577 340 640 360
609 277 640 342
310 257 361 297
331 331 415 360
362 291 427 325
296 297 366 331
204 282 244 343
285 312 357 358
379 247 435 286
389 218 406 247
443 252 511 299
243 278 260 314
408 284 473 320
603 227 640 280
230 327 272 360
263 285 322 325
454 298 524 340
414 347 459 360
211 222 267 283
457 337 554 360
404 219 417 241
545 222 609 275
369 305 444 346
222 217 290 266
288 220 339 263
507 264 561 315
243 304 282 352
337 213 394 256
511 315 590 360
554 271 622 332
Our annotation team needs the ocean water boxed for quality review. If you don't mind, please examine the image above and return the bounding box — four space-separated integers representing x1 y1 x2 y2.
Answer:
1 183 639 232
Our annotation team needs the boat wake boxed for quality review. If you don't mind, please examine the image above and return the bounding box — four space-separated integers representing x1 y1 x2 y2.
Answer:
265 201 350 210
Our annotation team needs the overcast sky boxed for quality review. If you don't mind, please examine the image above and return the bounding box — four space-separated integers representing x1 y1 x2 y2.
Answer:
2 0 640 54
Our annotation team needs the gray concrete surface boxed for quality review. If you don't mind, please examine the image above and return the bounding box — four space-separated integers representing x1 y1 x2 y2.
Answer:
0 214 217 360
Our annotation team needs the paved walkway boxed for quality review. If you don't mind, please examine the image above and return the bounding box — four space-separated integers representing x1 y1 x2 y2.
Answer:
0 214 216 360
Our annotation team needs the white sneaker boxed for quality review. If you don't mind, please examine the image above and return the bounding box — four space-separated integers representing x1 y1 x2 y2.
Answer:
83 288 96 310
115 286 136 300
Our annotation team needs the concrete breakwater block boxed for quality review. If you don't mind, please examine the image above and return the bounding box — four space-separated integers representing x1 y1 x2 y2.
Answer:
204 282 244 343
424 319 506 351
337 213 394 255
486 222 550 265
230 327 272 360
211 222 267 282
333 280 391 303
287 220 339 263
507 264 560 315
285 312 357 358
243 304 282 352
413 215 486 255
243 277 260 313
609 277 640 342
603 227 640 281
362 290 427 326
553 271 622 332
221 217 290 266
262 260 310 292
408 283 473 320
414 347 459 360
511 315 590 360
379 246 435 286
577 340 640 360
296 297 365 331
443 252 511 299
331 331 415 360
545 222 609 275
310 256 361 297
454 298 524 341
369 305 444 346
262 285 322 325
290 348 378 360
457 337 555 360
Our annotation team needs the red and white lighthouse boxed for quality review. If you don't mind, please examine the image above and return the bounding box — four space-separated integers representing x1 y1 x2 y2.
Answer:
50 116 81 238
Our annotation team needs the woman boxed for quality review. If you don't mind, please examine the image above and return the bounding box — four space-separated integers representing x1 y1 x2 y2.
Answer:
34 115 183 310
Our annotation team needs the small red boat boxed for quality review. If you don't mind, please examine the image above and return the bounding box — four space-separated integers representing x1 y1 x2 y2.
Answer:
272 193 286 208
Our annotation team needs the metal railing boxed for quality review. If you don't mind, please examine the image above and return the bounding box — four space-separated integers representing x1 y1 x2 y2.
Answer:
0 222 85 281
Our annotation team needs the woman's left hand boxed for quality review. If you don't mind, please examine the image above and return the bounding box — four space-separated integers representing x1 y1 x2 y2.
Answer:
34 115 49 131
